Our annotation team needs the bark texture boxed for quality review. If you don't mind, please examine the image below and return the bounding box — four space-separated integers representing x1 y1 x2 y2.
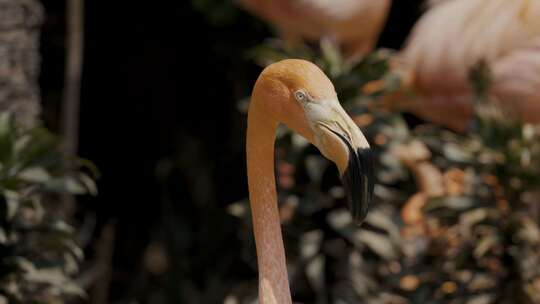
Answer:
0 0 43 127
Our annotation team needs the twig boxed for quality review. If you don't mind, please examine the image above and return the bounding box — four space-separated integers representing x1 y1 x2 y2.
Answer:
61 0 84 218
91 223 116 304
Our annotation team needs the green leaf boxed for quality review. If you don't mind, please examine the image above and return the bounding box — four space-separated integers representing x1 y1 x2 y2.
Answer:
425 196 475 212
0 227 8 244
17 167 51 183
2 190 19 222
0 112 14 164
75 173 98 196
356 230 398 260
364 208 401 244
474 235 499 258
16 127 59 170
320 38 344 78
43 176 87 194
443 143 473 163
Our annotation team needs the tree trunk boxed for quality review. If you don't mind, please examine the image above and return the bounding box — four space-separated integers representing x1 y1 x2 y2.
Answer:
0 0 43 128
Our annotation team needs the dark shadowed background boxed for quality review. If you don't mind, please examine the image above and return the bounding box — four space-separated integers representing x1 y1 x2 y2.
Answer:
39 1 423 303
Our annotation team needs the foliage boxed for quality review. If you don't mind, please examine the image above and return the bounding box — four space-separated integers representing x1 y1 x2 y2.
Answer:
226 41 540 304
0 113 96 304
191 0 246 26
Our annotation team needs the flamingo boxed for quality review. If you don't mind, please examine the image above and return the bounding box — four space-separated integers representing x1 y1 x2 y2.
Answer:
246 59 374 303
388 0 540 131
237 0 391 58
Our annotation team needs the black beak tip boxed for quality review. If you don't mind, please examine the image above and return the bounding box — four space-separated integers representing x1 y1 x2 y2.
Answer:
326 129 374 226
341 148 374 226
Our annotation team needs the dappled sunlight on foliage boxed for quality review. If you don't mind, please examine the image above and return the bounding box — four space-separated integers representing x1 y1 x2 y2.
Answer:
224 41 540 304
0 113 96 303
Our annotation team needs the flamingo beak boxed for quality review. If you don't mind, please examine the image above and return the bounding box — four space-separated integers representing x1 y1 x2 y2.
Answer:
326 129 374 224
306 100 374 225
295 94 374 224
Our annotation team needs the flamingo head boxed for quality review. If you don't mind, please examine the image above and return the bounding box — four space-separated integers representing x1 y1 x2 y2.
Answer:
251 59 374 224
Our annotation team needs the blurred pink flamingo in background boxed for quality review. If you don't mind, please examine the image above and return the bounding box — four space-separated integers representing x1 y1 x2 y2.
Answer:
391 0 540 131
237 0 391 58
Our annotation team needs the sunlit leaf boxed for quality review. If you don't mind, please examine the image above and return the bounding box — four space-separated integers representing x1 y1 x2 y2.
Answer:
18 167 51 183
43 176 87 194
474 235 499 258
356 230 398 260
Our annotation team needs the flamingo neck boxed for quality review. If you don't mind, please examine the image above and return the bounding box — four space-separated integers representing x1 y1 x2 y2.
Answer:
246 104 292 304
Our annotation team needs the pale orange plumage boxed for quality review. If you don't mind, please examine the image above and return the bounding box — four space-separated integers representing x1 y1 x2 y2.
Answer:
247 59 373 303
237 0 391 58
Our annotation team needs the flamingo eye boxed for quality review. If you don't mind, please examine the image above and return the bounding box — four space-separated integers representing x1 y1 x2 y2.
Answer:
294 90 308 102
